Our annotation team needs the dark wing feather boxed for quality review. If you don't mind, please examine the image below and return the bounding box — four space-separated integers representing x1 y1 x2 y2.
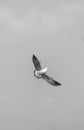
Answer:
41 73 61 86
32 55 42 71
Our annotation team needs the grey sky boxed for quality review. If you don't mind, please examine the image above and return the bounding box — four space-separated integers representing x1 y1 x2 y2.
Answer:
0 0 84 130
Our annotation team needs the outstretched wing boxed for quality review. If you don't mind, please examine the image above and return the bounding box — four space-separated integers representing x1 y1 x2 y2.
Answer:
41 73 61 86
32 55 42 71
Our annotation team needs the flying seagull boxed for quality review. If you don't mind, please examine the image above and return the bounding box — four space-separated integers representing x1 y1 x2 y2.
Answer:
32 54 61 86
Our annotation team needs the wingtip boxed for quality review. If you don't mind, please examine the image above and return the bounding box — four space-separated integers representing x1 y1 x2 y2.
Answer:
58 83 62 86
32 54 35 57
55 82 62 86
32 54 35 60
32 54 36 58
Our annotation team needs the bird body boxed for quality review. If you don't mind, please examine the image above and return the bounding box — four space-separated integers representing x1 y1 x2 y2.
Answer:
34 67 47 78
35 67 47 75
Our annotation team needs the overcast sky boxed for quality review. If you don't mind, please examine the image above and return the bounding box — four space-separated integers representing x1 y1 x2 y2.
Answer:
0 0 84 130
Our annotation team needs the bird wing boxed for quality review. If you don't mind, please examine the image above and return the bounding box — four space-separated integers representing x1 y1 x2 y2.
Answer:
32 55 42 71
41 73 61 86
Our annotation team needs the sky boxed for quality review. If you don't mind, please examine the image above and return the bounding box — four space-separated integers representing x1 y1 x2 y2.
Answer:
0 0 84 130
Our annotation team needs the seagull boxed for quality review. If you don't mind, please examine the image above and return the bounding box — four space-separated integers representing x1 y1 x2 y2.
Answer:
32 54 61 86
